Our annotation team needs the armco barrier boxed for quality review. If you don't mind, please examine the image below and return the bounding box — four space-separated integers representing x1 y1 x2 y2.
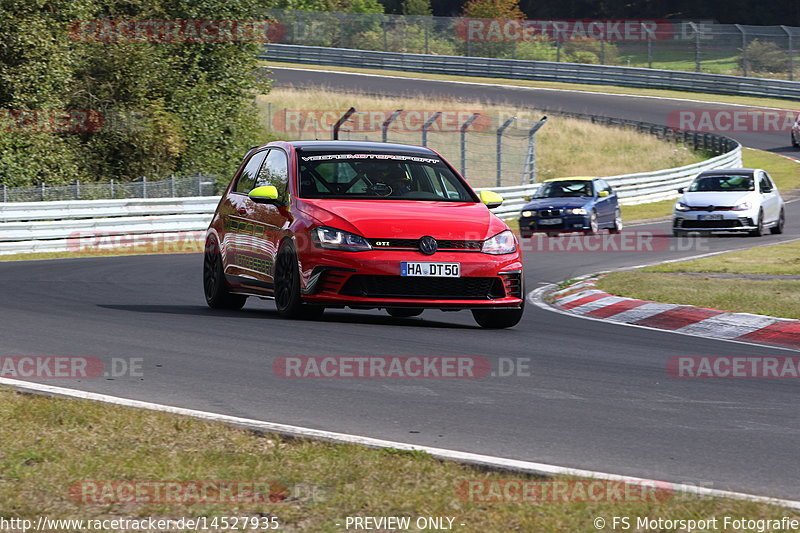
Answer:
261 44 800 100
0 138 740 255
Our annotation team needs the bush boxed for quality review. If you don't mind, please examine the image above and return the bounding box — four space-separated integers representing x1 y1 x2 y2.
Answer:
741 39 787 74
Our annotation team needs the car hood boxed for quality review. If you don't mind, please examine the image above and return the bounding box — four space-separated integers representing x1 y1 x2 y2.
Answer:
522 197 593 210
298 199 508 240
681 191 755 207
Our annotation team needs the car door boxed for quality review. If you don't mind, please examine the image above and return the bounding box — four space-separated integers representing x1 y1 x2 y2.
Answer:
223 149 269 277
593 180 613 224
245 148 292 287
758 171 780 223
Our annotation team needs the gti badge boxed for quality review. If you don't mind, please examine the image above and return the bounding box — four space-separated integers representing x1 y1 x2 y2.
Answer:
418 236 438 255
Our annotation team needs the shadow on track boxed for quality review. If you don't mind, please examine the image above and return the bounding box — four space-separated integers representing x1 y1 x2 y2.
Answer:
97 304 478 329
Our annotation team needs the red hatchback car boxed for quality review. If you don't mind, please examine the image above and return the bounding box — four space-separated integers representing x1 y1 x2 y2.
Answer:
203 141 525 328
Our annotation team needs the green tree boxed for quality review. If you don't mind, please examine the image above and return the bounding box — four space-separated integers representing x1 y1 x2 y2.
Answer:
402 0 432 16
461 0 524 20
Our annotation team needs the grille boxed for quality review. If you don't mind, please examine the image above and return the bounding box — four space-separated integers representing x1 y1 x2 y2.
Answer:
368 238 483 250
677 219 745 228
340 275 505 300
686 206 734 211
539 209 563 217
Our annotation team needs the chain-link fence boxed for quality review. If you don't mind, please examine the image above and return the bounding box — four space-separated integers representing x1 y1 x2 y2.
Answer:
264 9 800 80
266 106 548 189
0 174 218 203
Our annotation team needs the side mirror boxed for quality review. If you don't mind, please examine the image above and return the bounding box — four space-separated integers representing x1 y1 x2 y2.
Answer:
479 190 504 209
248 185 281 204
677 187 685 194
598 190 610 198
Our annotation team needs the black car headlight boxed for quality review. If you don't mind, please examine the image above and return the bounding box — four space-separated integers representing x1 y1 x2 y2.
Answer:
312 226 372 252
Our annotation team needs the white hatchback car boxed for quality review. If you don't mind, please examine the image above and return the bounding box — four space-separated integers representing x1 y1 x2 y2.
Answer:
673 168 785 236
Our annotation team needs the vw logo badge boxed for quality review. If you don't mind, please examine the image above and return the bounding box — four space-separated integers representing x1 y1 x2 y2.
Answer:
418 236 438 255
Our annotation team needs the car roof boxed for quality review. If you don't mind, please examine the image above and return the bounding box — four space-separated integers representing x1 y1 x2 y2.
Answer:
696 168 758 177
282 140 437 156
543 176 597 182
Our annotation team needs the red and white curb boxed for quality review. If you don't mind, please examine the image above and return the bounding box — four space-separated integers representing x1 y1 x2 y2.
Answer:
545 276 800 351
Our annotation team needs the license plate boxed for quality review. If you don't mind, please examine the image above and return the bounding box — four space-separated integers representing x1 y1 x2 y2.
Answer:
400 262 460 277
698 214 723 220
538 218 563 225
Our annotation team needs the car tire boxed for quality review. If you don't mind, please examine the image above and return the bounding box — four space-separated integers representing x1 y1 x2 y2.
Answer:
472 301 524 329
749 210 765 237
792 132 800 149
274 242 324 320
609 208 623 234
387 308 424 318
585 211 599 235
203 239 247 310
770 208 785 234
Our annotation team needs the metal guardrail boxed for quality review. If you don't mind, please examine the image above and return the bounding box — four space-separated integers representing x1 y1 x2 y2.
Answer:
0 139 740 255
261 44 800 100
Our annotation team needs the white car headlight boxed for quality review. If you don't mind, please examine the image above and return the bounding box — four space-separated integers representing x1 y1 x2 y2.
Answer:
565 208 588 215
482 230 516 255
312 226 372 251
521 210 536 217
732 201 752 211
674 202 690 212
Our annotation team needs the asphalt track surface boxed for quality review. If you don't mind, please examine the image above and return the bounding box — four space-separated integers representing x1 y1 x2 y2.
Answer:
4 70 800 500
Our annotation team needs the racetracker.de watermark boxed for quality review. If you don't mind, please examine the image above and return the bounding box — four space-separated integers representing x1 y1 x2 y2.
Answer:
667 109 798 133
0 110 104 133
273 356 531 378
457 479 673 503
454 19 675 42
270 109 491 135
68 19 285 43
667 356 800 378
520 231 709 253
67 231 205 255
68 481 296 504
0 356 143 379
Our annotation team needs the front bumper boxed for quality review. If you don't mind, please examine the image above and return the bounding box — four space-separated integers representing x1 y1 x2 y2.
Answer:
298 248 524 309
673 211 757 232
518 215 591 235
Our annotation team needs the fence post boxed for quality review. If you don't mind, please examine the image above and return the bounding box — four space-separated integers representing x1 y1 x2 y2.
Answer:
459 113 480 178
496 117 516 187
333 107 357 140
2 184 6 203
110 179 115 198
688 22 701 72
39 182 45 201
74 179 80 200
381 109 403 143
197 173 203 196
783 26 794 81
421 111 441 147
735 24 748 77
600 37 605 64
522 116 548 184
642 22 652 68
170 175 176 197
556 39 561 62
424 16 429 55
142 176 147 199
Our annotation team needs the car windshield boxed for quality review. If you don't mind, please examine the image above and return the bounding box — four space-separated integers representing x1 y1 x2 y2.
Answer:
297 152 475 201
688 175 754 192
533 180 594 198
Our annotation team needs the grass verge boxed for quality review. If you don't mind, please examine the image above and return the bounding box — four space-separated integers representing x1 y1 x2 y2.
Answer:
263 61 800 111
1 386 796 531
257 87 704 189
0 241 203 262
596 241 800 319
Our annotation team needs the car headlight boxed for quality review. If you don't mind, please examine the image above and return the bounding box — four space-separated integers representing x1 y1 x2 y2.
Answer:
521 210 536 218
564 208 588 215
674 202 690 212
312 226 372 251
732 201 752 211
482 230 516 255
